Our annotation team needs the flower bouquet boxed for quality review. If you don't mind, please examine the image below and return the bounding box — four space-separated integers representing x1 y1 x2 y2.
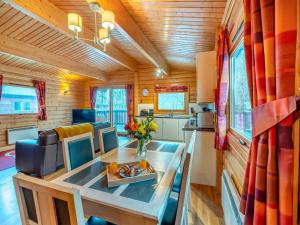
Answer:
125 117 158 158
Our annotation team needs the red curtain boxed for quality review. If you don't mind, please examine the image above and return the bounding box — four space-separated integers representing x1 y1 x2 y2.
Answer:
154 85 188 93
90 87 98 109
0 74 3 101
33 80 47 121
125 84 134 123
214 29 229 150
240 1 298 225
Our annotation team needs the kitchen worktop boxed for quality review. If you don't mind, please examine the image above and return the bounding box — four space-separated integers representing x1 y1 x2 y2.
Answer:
182 119 215 132
136 115 191 119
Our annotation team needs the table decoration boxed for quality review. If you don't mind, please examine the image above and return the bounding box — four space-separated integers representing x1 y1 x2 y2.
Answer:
125 117 158 158
106 161 157 187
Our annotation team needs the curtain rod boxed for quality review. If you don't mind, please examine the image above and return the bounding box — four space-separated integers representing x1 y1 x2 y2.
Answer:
5 82 34 87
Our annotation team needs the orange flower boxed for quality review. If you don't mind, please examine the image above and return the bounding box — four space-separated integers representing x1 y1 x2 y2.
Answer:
131 123 138 132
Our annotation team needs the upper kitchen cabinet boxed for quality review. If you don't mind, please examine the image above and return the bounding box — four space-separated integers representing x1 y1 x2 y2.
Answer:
196 51 217 102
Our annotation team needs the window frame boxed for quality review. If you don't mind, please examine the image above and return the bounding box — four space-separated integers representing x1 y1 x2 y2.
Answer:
228 34 252 148
0 84 38 116
154 91 189 114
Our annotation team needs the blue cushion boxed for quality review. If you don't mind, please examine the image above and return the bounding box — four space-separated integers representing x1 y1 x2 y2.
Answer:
161 197 178 225
102 130 118 153
68 137 93 170
86 216 115 225
172 170 182 193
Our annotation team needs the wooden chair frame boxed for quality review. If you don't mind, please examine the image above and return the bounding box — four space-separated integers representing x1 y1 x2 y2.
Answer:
175 153 192 225
62 132 95 172
99 127 119 154
13 173 85 225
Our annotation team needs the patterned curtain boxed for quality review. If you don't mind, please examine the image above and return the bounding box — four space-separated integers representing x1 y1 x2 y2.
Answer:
125 84 134 123
154 85 188 92
240 1 298 225
33 80 47 121
0 74 3 101
90 87 98 109
214 29 229 150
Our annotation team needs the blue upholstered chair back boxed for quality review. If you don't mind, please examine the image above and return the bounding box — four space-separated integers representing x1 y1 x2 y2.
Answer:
63 133 95 171
99 127 119 154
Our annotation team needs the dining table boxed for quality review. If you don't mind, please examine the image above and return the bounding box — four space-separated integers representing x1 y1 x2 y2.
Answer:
52 139 185 225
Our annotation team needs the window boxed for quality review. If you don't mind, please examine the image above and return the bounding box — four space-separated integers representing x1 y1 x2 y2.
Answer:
157 93 185 110
95 88 128 132
230 41 252 140
0 85 38 115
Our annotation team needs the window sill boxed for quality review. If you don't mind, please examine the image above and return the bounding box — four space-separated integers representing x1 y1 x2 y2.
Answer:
0 113 38 116
228 129 251 152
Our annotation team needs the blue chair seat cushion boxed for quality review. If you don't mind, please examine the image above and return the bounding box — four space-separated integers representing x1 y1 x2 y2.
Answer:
172 170 182 193
161 197 178 225
86 216 115 225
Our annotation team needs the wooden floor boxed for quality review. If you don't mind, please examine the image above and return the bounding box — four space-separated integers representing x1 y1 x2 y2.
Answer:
0 167 21 225
188 184 224 225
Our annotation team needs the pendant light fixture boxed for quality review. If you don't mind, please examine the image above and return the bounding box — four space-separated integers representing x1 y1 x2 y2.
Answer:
102 10 115 30
99 28 110 51
156 68 164 78
67 0 115 51
67 13 82 39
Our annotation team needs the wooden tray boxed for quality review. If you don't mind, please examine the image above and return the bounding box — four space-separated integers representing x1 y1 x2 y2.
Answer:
106 161 157 188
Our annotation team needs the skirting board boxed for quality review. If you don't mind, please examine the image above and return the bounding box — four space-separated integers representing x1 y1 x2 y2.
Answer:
0 145 15 152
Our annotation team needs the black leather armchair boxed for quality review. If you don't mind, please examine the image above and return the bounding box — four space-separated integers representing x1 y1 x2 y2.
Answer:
15 130 58 177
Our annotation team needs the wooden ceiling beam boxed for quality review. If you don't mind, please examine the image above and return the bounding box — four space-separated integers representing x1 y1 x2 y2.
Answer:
97 0 170 75
2 0 138 71
0 34 107 81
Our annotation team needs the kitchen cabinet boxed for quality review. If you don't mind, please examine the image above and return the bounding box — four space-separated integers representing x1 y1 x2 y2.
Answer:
152 118 163 139
178 119 189 141
162 118 179 141
135 116 189 141
189 130 216 186
196 51 216 102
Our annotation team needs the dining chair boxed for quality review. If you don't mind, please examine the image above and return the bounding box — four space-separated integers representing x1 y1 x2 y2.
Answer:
99 127 119 154
62 132 95 171
162 152 192 225
172 131 196 193
13 173 114 225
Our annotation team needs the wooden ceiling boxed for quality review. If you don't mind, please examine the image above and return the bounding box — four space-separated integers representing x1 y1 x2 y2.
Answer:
0 52 90 81
0 0 226 78
120 0 226 70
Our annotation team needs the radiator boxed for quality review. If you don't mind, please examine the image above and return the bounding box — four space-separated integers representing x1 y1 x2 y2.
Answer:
222 170 244 225
7 126 39 144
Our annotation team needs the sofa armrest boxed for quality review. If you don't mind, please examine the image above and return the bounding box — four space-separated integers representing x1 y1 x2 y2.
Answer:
15 139 57 177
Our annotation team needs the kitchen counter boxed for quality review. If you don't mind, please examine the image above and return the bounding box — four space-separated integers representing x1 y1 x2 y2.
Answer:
136 115 191 119
182 119 214 132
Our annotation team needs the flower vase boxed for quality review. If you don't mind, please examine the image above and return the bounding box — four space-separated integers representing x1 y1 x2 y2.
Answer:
137 138 147 159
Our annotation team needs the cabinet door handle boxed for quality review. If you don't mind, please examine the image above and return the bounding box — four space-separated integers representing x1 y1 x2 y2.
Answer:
239 139 246 146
